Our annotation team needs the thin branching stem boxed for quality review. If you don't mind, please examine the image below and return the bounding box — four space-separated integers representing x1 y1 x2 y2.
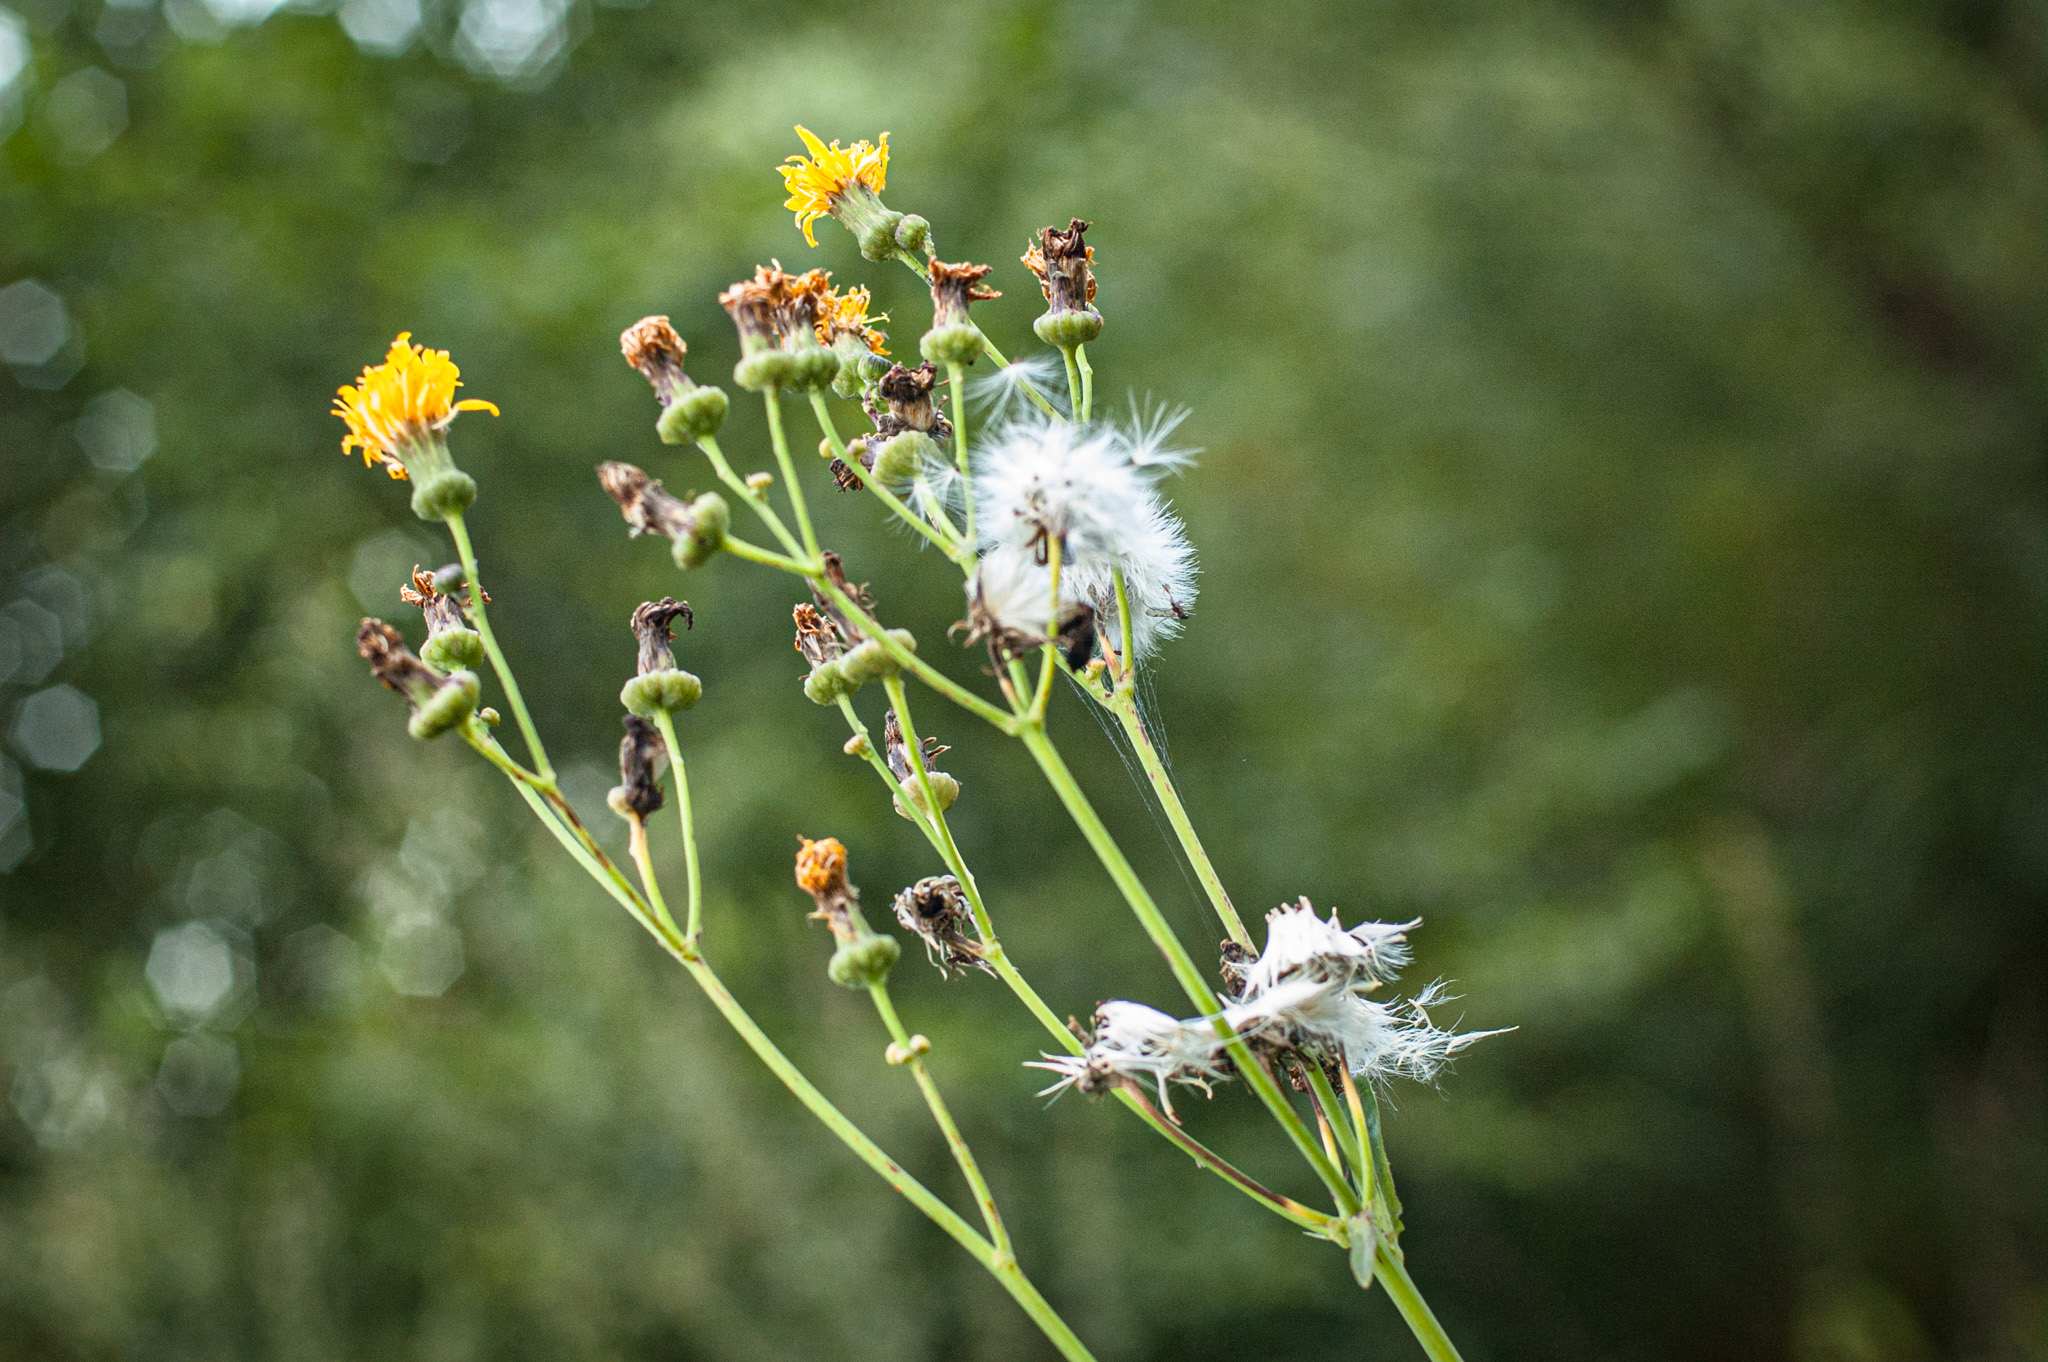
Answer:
762 389 819 559
446 512 552 782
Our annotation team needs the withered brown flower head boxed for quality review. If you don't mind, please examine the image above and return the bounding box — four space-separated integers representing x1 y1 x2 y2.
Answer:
597 462 697 541
631 597 693 675
1022 219 1097 312
815 284 888 355
882 709 948 784
718 272 784 350
400 565 466 636
927 259 1000 328
356 618 436 698
873 361 945 436
620 316 692 403
612 714 666 819
1218 940 1256 1002
792 602 849 670
795 836 864 943
892 876 989 978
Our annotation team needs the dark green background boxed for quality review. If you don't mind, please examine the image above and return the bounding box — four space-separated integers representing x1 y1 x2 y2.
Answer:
0 0 2041 1357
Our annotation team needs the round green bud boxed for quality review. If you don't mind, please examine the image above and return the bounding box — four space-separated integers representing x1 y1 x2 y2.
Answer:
872 430 939 484
892 770 961 821
734 350 802 392
838 628 916 686
622 668 702 718
858 211 906 262
793 346 842 391
408 670 480 741
658 385 729 444
802 658 855 706
894 214 931 254
920 323 986 368
409 468 478 522
420 627 485 673
478 707 501 727
1034 309 1105 348
827 932 901 989
672 492 730 569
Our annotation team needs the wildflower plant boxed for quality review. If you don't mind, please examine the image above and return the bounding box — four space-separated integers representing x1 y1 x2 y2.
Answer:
331 127 1506 1361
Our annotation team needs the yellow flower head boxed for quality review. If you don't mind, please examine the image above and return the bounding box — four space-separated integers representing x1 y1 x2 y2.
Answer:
815 284 889 355
333 332 499 479
780 126 889 248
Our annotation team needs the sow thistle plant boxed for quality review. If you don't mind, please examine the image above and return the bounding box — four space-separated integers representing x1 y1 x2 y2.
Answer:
333 127 1503 1362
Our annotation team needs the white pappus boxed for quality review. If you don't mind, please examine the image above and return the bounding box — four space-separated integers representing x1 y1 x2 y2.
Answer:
1026 1000 1230 1113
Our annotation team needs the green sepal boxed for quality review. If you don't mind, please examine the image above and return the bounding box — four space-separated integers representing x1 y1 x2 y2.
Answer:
420 627 485 673
408 670 480 741
1035 309 1104 348
734 350 802 392
410 468 478 522
920 323 986 368
622 668 702 718
658 386 729 444
827 932 900 988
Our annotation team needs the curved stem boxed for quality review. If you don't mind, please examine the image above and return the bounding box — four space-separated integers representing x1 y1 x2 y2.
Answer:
697 435 808 563
1016 722 1359 1215
867 982 1013 1258
627 816 681 940
1059 345 1083 418
1074 343 1093 424
1116 1082 1335 1234
975 334 1061 421
650 711 703 946
1377 1249 1465 1362
722 535 808 573
446 512 552 782
946 362 974 546
762 389 819 559
814 577 1016 732
1111 567 1135 691
1030 535 1063 721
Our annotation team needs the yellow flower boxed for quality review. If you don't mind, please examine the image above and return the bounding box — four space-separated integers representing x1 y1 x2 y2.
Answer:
334 332 498 479
779 126 889 248
815 284 889 355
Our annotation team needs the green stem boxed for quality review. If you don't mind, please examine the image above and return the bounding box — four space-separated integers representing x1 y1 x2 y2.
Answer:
1015 723 1358 1214
867 983 1013 1257
1059 345 1083 418
762 389 819 559
722 535 808 573
1356 1074 1404 1229
1115 1081 1335 1234
1029 535 1062 721
946 362 973 546
650 711 703 946
1112 567 1136 691
976 335 1061 421
697 435 808 563
1107 687 1253 950
626 816 681 940
814 577 1016 732
1303 1062 1362 1187
808 391 965 561
1074 343 1093 424
446 512 552 781
1377 1249 1465 1362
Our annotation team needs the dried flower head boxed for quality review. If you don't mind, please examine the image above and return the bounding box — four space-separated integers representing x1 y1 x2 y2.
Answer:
718 272 785 352
334 333 497 479
630 597 693 675
598 462 694 539
959 546 1076 665
1245 899 1416 996
793 601 850 670
400 565 467 636
356 618 436 698
620 316 694 404
1028 1001 1230 1113
610 714 666 819
874 362 946 437
816 284 889 355
927 260 1000 329
796 835 867 944
1022 219 1098 312
892 875 988 977
881 708 948 784
780 126 890 248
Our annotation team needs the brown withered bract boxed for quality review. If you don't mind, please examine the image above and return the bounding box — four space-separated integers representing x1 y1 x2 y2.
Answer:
597 462 697 541
872 362 945 436
356 618 437 698
620 316 692 403
792 602 849 671
612 714 666 818
882 709 947 784
1218 940 1256 1002
717 271 783 350
795 837 863 943
892 876 990 978
818 552 876 628
399 565 466 636
1022 219 1097 312
927 259 1000 328
630 598 692 675
829 458 865 492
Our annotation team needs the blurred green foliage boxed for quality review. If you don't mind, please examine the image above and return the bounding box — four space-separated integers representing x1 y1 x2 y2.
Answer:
0 0 2041 1358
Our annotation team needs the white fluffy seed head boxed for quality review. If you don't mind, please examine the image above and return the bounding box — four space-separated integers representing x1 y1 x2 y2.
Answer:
1025 1000 1229 1105
966 545 1074 639
970 411 1199 660
1245 901 1416 997
968 351 1067 424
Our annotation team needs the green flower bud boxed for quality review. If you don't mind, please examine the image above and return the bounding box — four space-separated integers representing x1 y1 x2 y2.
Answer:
621 668 702 718
892 770 961 821
857 211 906 262
894 214 931 254
872 430 940 484
407 670 480 741
657 385 729 444
420 626 485 673
838 628 916 686
1034 309 1104 348
920 323 986 368
478 707 501 727
734 350 803 392
671 492 730 569
826 932 900 989
409 468 478 522
803 657 855 705
793 345 842 392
